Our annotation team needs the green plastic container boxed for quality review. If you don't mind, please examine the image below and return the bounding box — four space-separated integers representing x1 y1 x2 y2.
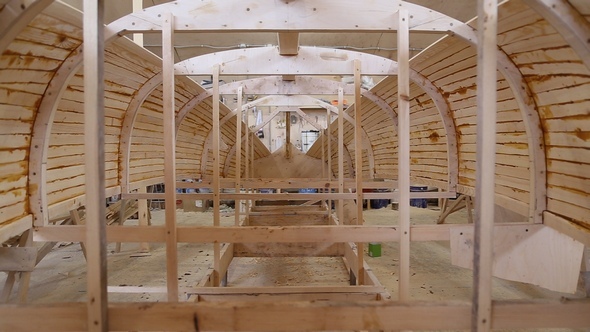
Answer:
368 242 381 257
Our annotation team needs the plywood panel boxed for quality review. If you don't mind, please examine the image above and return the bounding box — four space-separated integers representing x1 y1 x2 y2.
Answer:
451 224 584 293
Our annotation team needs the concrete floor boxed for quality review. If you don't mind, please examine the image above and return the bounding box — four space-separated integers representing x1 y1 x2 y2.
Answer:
2 202 588 331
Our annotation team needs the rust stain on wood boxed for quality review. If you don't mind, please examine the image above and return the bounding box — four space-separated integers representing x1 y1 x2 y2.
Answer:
428 131 440 143
574 128 590 141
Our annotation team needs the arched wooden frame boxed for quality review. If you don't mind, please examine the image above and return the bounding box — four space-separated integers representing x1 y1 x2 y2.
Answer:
26 0 549 225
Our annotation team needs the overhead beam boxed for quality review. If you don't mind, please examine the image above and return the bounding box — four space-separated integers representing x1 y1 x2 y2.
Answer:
175 47 398 76
105 0 472 36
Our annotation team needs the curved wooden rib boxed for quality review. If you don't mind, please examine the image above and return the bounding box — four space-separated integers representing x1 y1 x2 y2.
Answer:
119 72 162 194
409 71 458 192
105 0 465 36
451 24 546 222
522 0 590 70
0 0 53 54
28 47 83 226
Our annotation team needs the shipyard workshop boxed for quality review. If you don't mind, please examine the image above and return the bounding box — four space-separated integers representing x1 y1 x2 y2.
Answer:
1 0 590 331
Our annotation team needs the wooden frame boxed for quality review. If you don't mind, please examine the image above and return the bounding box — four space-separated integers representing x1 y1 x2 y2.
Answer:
2 0 589 330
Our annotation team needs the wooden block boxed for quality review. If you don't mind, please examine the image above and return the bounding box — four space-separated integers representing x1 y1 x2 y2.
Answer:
0 247 37 272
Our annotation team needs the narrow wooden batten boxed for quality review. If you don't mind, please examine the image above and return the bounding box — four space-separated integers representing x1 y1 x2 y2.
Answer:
353 59 365 285
212 64 221 286
83 0 108 329
162 12 179 301
337 88 345 224
472 0 498 330
397 8 411 302
235 86 243 226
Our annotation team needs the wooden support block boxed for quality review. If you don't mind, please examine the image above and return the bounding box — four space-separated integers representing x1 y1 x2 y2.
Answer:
451 224 584 293
0 248 37 272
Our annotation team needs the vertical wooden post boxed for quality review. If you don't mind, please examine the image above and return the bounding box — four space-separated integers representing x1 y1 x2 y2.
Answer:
285 111 291 159
327 108 332 213
235 86 243 226
162 12 178 301
138 186 150 253
397 8 411 301
473 0 498 330
337 88 344 224
212 65 221 286
132 0 143 47
245 107 250 218
83 0 107 329
353 60 365 285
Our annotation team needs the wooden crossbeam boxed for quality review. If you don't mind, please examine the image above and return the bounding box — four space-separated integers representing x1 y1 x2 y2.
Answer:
1 300 589 331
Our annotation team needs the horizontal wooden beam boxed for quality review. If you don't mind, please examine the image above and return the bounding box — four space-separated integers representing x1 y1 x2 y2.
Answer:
122 191 457 201
32 224 532 244
34 225 398 243
177 178 398 190
1 299 589 331
175 46 398 76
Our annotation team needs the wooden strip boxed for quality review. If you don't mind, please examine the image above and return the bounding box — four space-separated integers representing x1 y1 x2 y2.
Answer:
235 86 243 226
83 0 108 329
2 300 590 331
338 88 345 224
137 186 150 253
162 12 178 302
33 223 532 244
397 8 411 301
233 243 344 257
353 59 364 285
473 0 498 330
212 65 221 286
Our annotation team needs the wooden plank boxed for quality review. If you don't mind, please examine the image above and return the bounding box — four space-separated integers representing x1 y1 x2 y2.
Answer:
137 186 150 253
353 59 364 285
34 225 399 243
162 12 178 302
1 300 590 331
32 223 537 244
235 86 243 226
212 64 221 287
397 8 411 301
233 243 344 257
451 224 584 293
0 247 36 272
196 292 378 302
83 0 107 330
473 0 498 329
338 88 345 224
